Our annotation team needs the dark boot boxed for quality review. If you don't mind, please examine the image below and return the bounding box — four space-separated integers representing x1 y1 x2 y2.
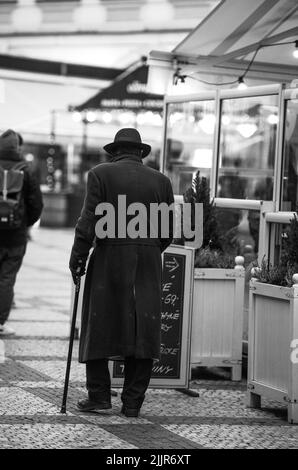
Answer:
77 398 111 412
121 405 140 418
121 357 153 415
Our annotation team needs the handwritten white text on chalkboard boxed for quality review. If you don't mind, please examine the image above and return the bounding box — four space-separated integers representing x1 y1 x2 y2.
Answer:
163 294 178 306
162 282 173 292
161 323 173 332
160 344 179 355
152 364 174 375
161 312 180 321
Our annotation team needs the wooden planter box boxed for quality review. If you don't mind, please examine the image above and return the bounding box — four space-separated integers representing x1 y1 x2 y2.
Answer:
191 257 245 381
247 276 298 424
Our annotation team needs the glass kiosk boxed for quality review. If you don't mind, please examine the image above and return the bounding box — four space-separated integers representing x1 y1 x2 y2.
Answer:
161 83 298 340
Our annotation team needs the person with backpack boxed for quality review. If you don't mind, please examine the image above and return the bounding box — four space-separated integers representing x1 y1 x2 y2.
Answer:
0 129 43 336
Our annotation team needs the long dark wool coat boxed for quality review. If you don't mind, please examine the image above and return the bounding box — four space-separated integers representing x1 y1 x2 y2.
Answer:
70 154 174 363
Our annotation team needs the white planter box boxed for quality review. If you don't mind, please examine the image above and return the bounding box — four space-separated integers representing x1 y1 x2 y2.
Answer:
191 258 245 381
247 278 298 424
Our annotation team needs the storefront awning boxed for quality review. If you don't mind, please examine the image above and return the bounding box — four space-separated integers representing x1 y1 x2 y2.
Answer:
76 64 164 113
150 0 298 84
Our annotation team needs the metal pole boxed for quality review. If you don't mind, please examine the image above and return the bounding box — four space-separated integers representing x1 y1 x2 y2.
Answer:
50 109 56 144
82 114 88 155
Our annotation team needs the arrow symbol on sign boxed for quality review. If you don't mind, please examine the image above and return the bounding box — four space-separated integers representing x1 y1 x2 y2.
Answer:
168 257 179 272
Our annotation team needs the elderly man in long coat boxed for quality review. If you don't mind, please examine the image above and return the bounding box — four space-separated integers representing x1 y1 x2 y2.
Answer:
69 128 174 417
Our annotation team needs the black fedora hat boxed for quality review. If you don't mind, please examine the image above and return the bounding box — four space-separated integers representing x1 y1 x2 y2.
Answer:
103 128 151 158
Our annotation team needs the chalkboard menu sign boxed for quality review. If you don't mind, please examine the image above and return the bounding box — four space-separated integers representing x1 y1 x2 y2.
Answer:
110 246 194 388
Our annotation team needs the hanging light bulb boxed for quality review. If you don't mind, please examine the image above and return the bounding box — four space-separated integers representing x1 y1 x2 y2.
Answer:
101 111 113 124
237 123 258 138
72 111 82 123
86 110 97 123
73 0 107 31
118 112 135 125
237 76 247 90
222 115 231 126
11 0 42 32
267 114 279 125
293 40 298 59
140 0 175 29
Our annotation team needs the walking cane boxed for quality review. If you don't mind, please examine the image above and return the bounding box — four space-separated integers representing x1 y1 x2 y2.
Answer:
60 272 81 414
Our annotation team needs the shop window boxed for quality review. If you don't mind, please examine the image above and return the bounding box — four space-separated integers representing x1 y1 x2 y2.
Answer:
281 99 298 211
164 100 215 195
217 95 278 200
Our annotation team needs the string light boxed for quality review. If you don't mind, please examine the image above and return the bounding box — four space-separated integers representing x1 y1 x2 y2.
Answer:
172 67 186 85
173 39 298 88
86 110 97 123
72 111 82 123
237 76 247 90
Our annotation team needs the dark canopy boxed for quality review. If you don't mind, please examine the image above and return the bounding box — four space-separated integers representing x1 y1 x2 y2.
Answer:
76 64 164 112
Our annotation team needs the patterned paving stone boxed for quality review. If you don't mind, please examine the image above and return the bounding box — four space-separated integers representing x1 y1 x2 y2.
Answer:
7 322 70 337
20 384 154 425
0 359 54 382
17 360 85 382
0 424 136 449
0 388 60 415
0 415 87 425
141 391 274 419
147 416 285 426
9 381 71 388
163 424 298 449
9 311 69 322
0 228 296 449
101 424 202 449
5 340 77 358
83 413 152 426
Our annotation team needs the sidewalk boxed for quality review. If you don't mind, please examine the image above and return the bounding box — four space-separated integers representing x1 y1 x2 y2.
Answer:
0 228 298 449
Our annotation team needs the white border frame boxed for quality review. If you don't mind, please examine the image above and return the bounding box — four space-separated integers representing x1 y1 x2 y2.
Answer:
110 245 195 389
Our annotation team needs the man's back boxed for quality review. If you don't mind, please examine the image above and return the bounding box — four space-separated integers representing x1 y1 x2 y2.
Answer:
94 155 171 209
73 154 174 256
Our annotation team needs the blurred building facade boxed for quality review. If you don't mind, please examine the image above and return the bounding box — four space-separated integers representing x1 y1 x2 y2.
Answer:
0 1 217 189
0 0 220 225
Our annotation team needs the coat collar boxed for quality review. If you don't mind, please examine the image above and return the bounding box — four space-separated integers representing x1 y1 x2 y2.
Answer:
112 154 143 164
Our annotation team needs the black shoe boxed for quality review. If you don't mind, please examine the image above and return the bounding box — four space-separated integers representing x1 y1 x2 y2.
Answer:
121 405 140 418
77 398 112 412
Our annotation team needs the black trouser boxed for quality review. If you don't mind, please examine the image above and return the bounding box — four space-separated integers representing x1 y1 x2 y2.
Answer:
0 244 26 325
86 357 153 409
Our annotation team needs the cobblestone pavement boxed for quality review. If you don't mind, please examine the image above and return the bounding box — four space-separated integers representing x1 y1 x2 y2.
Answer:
0 228 298 449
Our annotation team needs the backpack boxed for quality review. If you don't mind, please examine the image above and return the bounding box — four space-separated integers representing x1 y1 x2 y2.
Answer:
0 162 27 230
